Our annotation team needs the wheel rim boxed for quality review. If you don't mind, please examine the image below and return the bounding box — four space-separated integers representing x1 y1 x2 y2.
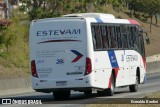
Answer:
110 76 114 94
135 76 138 89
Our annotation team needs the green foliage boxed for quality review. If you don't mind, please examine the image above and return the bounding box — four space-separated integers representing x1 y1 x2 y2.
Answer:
0 13 29 69
0 20 11 46
0 51 10 59
19 0 106 20
126 0 160 32
3 27 17 51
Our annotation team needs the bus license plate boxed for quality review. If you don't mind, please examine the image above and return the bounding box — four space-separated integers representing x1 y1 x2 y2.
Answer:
56 81 67 86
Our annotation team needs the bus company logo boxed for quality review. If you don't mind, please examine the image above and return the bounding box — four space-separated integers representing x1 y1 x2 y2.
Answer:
37 29 81 36
126 55 138 62
111 56 117 63
56 59 64 64
71 50 83 63
36 60 44 64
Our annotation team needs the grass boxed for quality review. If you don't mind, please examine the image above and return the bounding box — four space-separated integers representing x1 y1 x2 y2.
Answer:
0 13 30 79
144 91 160 98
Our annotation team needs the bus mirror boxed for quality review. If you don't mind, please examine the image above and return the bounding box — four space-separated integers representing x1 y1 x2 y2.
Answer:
145 35 150 44
143 31 150 44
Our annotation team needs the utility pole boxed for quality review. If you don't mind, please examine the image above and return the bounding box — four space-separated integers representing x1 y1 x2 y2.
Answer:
6 0 8 19
3 0 8 19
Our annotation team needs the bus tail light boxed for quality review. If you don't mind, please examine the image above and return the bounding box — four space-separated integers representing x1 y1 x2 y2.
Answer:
84 57 92 76
31 60 38 78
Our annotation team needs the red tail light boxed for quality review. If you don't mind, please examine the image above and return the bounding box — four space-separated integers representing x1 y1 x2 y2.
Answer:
31 60 38 78
84 57 92 76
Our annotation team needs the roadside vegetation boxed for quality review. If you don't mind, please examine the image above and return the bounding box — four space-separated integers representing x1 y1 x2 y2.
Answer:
0 12 30 79
0 0 160 79
144 91 160 98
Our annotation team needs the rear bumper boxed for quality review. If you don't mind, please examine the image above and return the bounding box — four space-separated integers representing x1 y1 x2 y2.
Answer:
32 75 94 92
35 87 93 93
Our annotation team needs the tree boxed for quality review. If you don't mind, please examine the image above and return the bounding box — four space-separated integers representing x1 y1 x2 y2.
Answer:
127 0 160 32
0 20 11 48
109 0 126 12
139 0 160 32
19 0 49 20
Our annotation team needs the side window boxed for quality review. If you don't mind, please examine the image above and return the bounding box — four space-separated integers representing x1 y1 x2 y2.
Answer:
138 31 145 56
108 26 117 49
123 34 128 49
116 26 122 48
113 26 118 48
128 26 133 48
130 27 138 49
127 26 132 48
101 26 109 49
91 25 102 50
121 26 128 49
91 26 96 49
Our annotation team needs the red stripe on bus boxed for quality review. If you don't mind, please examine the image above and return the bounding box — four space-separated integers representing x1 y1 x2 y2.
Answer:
142 56 146 70
108 76 112 88
72 55 83 62
128 19 141 26
114 68 119 78
37 39 81 44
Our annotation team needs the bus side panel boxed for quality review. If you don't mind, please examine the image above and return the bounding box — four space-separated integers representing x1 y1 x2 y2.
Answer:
92 49 146 88
126 50 146 85
114 50 126 87
93 51 111 88
93 50 126 88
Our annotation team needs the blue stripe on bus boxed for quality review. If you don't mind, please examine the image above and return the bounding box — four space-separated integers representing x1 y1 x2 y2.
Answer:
95 18 103 23
143 75 146 83
108 51 119 68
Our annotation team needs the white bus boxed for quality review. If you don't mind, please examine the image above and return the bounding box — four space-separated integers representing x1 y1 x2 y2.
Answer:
29 13 150 100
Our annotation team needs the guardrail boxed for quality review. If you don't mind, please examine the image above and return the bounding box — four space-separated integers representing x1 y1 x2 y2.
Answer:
146 61 160 73
0 78 31 90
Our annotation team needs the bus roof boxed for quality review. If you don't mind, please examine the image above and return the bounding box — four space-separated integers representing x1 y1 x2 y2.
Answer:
63 13 115 19
32 13 141 27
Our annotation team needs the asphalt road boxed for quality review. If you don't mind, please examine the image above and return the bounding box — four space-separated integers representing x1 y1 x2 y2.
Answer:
1 72 160 106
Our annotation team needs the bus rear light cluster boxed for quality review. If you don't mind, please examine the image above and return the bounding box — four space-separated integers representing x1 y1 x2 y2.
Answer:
31 60 39 78
84 57 92 76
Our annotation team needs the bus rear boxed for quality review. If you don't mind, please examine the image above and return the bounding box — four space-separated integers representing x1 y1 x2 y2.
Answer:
29 18 93 97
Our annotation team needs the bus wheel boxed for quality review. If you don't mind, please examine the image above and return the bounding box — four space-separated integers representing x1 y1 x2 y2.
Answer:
106 74 115 96
129 75 138 92
97 90 105 96
84 90 92 96
53 91 70 100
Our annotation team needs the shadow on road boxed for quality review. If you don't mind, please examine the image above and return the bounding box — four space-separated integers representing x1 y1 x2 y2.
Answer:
2 90 131 104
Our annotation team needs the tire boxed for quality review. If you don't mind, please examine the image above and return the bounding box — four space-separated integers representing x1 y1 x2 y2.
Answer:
97 90 105 96
106 74 115 96
53 90 70 100
129 75 138 92
84 90 92 96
